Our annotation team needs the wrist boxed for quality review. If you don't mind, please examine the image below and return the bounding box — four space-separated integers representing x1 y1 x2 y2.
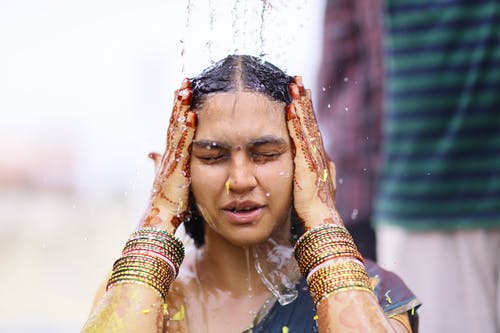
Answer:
141 205 183 233
297 204 344 229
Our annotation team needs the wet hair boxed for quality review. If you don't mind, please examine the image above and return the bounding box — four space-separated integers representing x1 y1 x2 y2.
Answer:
190 54 293 109
184 54 303 247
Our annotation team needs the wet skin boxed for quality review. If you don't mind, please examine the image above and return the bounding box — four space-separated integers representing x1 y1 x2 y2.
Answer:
190 91 294 247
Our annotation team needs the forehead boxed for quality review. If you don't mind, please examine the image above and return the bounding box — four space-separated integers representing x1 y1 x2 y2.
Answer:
194 91 289 144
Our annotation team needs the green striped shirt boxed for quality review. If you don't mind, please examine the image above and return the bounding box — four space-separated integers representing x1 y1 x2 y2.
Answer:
374 0 500 229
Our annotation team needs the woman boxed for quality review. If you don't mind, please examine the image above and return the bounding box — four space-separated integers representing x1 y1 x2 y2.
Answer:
83 55 420 332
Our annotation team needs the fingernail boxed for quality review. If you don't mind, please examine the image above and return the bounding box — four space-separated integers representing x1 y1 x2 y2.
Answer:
295 76 303 87
286 104 296 120
186 111 197 128
181 78 190 89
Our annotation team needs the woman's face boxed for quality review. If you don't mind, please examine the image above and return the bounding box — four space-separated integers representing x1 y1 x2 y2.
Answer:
190 91 294 247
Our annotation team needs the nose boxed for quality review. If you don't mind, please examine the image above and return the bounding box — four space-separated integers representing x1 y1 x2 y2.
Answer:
226 153 257 194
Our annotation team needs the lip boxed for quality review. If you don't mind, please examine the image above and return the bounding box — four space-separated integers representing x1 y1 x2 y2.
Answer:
221 200 265 225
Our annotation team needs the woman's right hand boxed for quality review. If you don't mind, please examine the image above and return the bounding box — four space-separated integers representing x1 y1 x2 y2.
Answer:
139 79 197 234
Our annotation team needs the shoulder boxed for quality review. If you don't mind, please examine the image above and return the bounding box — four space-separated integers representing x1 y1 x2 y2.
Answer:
365 259 421 317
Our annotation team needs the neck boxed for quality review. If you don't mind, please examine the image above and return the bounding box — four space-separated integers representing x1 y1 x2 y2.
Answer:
196 227 268 297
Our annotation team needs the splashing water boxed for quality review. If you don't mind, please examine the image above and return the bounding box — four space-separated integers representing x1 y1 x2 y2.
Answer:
252 243 299 306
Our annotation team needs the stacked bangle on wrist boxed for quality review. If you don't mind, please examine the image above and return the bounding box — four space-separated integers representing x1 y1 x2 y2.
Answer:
294 224 373 306
106 227 185 300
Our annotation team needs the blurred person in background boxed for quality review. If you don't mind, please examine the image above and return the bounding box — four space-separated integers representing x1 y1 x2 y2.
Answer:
317 0 383 261
374 1 500 332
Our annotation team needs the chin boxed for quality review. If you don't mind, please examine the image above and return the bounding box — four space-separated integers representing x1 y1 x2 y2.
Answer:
223 225 275 248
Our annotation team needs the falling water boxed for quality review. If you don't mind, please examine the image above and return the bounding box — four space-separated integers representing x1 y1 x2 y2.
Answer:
206 0 215 60
232 0 241 54
245 247 253 294
179 0 310 75
180 0 192 74
259 1 270 57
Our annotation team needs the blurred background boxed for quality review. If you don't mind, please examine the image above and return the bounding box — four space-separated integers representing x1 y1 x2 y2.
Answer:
0 1 325 332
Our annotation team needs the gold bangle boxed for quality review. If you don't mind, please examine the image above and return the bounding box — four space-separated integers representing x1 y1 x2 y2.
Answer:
306 262 373 306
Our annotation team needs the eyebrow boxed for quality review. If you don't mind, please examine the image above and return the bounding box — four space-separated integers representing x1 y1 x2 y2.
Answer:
192 140 232 150
192 136 287 150
246 136 287 148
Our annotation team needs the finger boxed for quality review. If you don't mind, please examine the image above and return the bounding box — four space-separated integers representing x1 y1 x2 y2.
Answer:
150 90 195 228
328 160 337 192
161 110 196 228
286 102 317 175
148 152 162 171
305 88 312 100
160 87 193 179
167 79 192 146
289 83 325 174
293 76 305 95
291 82 329 175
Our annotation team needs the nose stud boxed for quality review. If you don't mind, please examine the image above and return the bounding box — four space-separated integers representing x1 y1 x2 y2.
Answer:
225 180 231 194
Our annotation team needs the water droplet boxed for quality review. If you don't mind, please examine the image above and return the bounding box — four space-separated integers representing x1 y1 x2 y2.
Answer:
279 171 285 176
363 168 367 172
351 209 359 220
427 172 431 176
83 236 88 241
321 86 326 92
339 178 344 184
344 107 349 111
327 103 331 108
265 192 270 197
344 77 349 82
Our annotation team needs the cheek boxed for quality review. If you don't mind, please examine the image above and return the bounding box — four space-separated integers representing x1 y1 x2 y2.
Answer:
190 162 225 204
260 156 294 196
189 162 206 203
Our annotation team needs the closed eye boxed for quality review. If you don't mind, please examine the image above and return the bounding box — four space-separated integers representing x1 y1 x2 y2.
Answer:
197 154 229 164
251 152 282 163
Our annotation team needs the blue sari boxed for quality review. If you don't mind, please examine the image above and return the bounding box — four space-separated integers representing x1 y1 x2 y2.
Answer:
250 260 421 332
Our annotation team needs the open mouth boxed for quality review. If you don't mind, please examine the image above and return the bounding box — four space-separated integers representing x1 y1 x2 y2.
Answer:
222 202 265 224
229 206 260 213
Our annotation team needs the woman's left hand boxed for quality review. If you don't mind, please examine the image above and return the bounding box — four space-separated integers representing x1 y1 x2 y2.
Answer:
286 76 343 229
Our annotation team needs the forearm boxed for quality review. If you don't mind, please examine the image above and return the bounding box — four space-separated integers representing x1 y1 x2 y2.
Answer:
83 227 184 333
83 284 165 333
316 290 396 333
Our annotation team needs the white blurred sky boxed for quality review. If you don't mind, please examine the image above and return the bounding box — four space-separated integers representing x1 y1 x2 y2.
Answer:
0 0 325 211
